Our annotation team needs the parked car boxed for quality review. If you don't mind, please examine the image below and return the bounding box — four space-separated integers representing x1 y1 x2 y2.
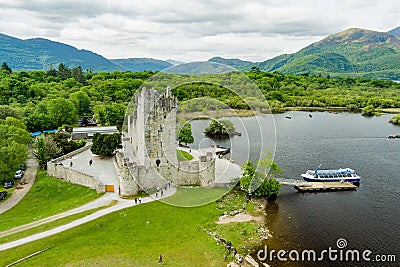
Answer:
0 191 7 200
14 170 24 179
19 164 27 170
4 179 14 189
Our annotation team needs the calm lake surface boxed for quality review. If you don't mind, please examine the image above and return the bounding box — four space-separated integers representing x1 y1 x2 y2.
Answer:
190 111 399 266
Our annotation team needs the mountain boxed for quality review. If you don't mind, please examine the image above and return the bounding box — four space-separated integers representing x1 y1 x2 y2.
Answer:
208 56 255 70
210 28 400 79
0 34 174 72
110 58 173 72
388 26 400 38
0 33 120 71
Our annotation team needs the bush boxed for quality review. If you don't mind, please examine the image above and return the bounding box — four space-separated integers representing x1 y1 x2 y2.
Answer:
390 114 400 125
91 133 121 156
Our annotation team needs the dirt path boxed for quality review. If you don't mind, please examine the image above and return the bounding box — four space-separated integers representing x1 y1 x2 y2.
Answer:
0 150 39 214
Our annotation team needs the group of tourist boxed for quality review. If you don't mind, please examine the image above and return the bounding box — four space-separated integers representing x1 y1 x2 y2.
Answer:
155 180 172 198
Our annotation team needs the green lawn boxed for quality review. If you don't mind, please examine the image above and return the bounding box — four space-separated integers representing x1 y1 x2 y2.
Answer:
0 188 264 267
177 149 194 161
163 186 230 207
0 198 226 266
0 170 101 232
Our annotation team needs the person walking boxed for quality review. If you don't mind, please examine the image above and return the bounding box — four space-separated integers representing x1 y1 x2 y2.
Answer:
70 161 73 167
89 159 93 166
161 190 164 197
159 255 163 264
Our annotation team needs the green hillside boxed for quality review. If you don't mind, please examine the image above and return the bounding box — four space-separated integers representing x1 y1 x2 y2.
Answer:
269 28 400 79
0 34 120 71
110 58 172 72
210 28 400 80
0 34 174 72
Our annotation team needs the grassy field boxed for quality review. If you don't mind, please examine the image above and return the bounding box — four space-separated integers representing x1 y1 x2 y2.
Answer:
176 149 194 161
0 189 263 267
0 170 101 232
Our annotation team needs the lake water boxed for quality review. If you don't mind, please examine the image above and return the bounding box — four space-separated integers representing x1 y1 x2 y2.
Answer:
190 111 399 266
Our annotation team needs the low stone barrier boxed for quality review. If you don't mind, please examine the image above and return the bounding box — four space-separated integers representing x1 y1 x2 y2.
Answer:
47 144 105 193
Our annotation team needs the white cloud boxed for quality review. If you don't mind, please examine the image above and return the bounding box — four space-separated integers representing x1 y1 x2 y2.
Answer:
0 0 399 62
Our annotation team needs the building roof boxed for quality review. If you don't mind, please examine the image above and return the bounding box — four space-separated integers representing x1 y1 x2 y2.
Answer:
72 126 119 135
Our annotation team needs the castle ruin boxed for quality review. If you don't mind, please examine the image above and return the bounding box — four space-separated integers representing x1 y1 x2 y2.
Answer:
117 87 216 197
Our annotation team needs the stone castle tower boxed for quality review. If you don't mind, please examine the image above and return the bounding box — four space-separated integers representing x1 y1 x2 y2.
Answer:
117 87 215 196
128 87 178 167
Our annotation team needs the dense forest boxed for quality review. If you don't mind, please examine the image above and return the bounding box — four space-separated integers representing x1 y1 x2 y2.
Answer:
1 63 400 134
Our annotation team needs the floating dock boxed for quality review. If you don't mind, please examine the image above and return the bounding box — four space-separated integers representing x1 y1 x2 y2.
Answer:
295 182 357 192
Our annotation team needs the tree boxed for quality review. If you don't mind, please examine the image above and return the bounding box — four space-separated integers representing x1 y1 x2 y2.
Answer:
204 119 235 138
1 62 12 73
239 152 281 198
93 103 126 127
47 98 78 128
57 63 71 80
361 105 376 116
0 124 30 181
389 114 400 125
178 122 194 145
239 160 256 192
70 91 91 116
91 133 121 156
33 135 62 168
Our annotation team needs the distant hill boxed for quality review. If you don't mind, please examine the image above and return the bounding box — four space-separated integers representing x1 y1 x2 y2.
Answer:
0 34 174 72
210 28 400 79
388 26 400 38
0 33 119 71
3 27 400 79
110 58 172 72
208 57 255 70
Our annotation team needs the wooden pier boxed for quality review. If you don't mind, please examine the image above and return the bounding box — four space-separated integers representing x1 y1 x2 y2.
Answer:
295 182 357 192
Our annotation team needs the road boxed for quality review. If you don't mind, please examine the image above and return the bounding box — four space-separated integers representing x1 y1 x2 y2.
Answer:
0 151 39 214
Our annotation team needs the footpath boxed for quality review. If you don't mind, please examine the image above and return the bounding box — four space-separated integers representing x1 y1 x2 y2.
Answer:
0 186 176 251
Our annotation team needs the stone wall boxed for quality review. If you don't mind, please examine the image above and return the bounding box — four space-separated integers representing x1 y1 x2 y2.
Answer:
47 162 105 193
47 144 105 193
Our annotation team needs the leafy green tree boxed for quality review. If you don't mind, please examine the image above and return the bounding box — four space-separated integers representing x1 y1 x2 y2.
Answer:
57 63 71 80
1 117 26 130
204 119 235 137
178 122 194 145
0 124 30 181
25 113 52 132
239 160 256 192
47 98 78 128
70 91 91 116
1 62 12 73
0 105 20 119
239 152 281 198
91 133 121 156
33 135 63 168
71 66 86 84
361 105 376 116
390 114 400 125
93 103 126 127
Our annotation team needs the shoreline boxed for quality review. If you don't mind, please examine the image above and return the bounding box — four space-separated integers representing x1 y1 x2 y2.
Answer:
178 107 400 120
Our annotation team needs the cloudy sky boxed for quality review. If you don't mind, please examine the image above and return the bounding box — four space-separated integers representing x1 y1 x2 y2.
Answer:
0 0 399 62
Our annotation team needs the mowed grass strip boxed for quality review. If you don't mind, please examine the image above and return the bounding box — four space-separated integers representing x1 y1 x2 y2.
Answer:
0 201 117 245
0 199 227 267
177 149 194 161
0 170 101 232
